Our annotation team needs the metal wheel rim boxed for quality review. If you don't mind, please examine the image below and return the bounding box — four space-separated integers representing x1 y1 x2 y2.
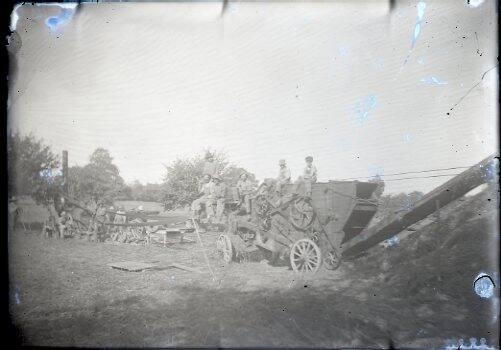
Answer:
289 198 315 230
290 238 322 273
324 250 341 270
217 234 233 263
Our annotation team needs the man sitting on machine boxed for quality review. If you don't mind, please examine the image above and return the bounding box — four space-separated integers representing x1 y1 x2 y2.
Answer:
293 156 318 198
191 174 215 221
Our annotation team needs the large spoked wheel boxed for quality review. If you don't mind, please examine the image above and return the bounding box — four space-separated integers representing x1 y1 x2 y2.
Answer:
323 249 342 270
289 197 315 230
216 234 234 263
290 238 322 273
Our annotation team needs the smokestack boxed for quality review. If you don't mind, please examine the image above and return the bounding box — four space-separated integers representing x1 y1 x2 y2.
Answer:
62 150 68 196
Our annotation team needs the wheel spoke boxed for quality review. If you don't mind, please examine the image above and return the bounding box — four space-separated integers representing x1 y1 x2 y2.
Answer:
308 251 318 262
296 243 302 254
298 243 306 254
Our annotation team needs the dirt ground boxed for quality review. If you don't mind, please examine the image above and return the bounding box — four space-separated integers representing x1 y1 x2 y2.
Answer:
8 189 500 348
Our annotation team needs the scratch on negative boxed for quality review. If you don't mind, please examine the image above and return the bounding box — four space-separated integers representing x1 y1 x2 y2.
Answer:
450 65 498 112
204 330 211 343
291 318 316 343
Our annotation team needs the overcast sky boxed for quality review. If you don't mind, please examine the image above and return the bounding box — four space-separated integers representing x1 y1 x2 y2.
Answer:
8 0 498 194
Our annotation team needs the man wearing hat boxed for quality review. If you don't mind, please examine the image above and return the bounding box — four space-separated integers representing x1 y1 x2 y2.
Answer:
208 174 227 222
203 152 219 179
237 173 254 214
115 206 127 222
113 206 127 239
58 210 73 239
276 159 291 194
294 156 318 197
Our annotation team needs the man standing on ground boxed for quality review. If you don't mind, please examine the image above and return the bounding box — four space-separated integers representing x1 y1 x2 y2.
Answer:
237 173 254 214
8 197 20 232
209 174 227 223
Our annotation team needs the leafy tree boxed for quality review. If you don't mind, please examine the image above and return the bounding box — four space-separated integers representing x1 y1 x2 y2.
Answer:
222 165 258 187
7 132 61 204
162 157 204 210
128 180 144 200
68 148 126 205
162 150 256 209
128 181 164 202
142 183 164 202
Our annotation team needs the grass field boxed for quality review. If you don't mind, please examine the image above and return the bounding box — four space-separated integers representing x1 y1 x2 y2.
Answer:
12 197 50 226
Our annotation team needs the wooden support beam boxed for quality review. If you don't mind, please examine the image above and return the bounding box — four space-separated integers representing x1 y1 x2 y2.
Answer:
341 154 496 258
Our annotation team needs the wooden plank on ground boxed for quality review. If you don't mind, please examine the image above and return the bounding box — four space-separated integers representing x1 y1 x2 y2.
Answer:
169 263 202 273
108 261 156 271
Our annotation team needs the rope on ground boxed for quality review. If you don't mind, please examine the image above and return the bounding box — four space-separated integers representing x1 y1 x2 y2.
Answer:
191 218 217 282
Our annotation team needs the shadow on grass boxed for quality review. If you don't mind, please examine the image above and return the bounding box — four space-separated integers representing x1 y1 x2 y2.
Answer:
15 276 498 348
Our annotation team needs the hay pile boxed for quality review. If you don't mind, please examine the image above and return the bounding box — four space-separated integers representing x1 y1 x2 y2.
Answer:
349 184 499 346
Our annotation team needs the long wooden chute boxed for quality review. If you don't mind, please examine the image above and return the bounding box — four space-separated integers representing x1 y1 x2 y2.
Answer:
341 154 497 258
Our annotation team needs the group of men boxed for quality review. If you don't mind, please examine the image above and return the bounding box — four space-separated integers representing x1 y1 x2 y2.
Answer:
276 156 318 197
191 153 239 223
191 152 318 221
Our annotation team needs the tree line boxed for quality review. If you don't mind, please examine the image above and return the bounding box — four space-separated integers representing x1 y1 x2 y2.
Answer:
7 132 257 210
8 132 423 215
